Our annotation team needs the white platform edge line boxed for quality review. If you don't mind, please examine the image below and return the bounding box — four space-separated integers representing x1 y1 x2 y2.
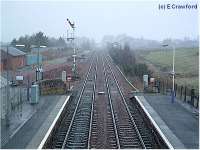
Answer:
37 95 70 149
135 96 174 149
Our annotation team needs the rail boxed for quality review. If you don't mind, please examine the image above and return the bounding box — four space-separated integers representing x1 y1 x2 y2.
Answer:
61 56 96 148
102 56 121 149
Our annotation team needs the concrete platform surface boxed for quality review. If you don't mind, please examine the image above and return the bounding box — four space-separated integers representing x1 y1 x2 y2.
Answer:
3 95 69 149
136 94 199 149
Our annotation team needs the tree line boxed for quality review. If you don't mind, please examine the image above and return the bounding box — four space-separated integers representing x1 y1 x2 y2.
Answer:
108 43 151 80
11 31 66 52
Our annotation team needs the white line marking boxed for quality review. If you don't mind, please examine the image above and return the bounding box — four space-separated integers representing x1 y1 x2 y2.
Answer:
38 95 70 149
135 96 174 149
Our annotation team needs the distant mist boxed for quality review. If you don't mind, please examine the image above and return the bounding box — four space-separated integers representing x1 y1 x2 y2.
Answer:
101 34 199 50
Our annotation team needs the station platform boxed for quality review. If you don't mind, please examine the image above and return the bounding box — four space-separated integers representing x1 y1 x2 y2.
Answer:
2 95 70 149
135 94 199 149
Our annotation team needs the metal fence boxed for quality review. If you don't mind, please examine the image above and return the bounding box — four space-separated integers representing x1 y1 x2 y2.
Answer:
153 78 199 109
9 86 27 112
1 86 28 118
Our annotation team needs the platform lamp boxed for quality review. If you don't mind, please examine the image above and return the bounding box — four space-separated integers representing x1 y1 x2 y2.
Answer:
162 44 176 103
15 45 26 117
36 45 46 82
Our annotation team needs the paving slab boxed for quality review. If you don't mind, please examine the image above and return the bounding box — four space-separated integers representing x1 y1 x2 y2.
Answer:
136 94 199 149
2 95 69 149
27 95 70 148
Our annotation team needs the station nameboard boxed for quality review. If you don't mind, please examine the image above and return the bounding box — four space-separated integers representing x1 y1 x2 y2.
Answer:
16 76 24 81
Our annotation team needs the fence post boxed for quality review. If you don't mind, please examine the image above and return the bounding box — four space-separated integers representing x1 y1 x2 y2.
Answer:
157 80 160 93
175 84 177 97
27 76 30 101
180 86 183 100
191 89 195 107
166 79 168 91
160 80 163 94
163 80 165 94
184 86 187 102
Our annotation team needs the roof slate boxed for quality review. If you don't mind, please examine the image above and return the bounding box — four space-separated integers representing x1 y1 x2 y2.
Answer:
0 46 26 56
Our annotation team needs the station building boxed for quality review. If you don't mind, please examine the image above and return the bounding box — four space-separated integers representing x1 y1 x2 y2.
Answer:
0 47 26 71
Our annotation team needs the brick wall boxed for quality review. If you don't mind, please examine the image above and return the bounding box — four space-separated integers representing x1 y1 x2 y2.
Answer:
10 55 26 70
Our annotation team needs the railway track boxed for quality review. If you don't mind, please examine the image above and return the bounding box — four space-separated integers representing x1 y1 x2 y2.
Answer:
41 55 96 149
40 51 171 149
89 55 119 149
61 57 96 149
103 56 145 149
104 54 169 149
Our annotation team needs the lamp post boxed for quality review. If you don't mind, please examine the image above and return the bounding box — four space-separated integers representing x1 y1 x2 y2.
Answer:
162 44 176 103
15 45 26 117
37 47 39 78
32 45 46 82
171 45 175 103
36 45 46 82
5 45 10 127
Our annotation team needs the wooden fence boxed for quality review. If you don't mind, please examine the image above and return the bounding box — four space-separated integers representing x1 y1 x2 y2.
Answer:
39 79 67 95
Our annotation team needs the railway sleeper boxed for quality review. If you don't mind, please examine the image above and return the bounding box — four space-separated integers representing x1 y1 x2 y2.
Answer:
76 109 91 113
71 123 89 128
120 140 141 146
109 142 118 146
107 126 115 129
65 144 86 149
107 130 115 134
92 124 97 127
120 137 139 142
90 134 98 139
73 118 90 123
91 126 97 130
67 137 88 142
67 137 88 141
70 128 89 133
118 128 137 133
121 144 141 149
67 138 88 143
70 129 89 133
67 134 88 140
107 135 116 139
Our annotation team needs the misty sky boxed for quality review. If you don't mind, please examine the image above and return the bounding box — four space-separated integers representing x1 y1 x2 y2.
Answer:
1 0 199 42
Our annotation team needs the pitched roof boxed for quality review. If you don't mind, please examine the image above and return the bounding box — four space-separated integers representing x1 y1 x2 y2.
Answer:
0 46 26 56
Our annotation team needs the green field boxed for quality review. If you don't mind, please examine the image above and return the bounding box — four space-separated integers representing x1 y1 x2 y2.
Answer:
140 47 199 89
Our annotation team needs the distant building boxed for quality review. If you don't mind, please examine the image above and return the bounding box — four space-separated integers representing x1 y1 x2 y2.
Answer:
26 54 42 66
0 47 26 71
